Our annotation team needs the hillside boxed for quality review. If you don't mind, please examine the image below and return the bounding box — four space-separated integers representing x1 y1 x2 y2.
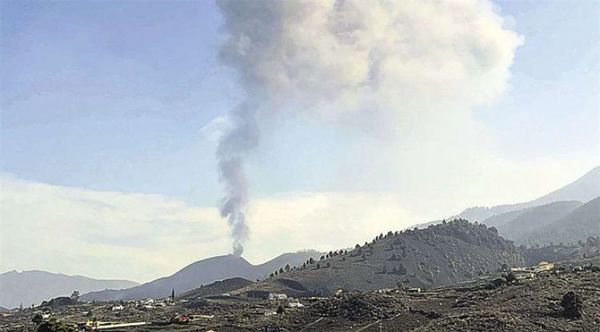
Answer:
180 277 254 300
522 237 600 265
519 197 600 246
494 201 583 242
451 166 600 222
240 220 524 296
0 270 138 309
81 251 319 301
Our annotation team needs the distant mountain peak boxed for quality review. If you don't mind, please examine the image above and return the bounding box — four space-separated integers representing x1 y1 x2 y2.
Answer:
452 166 600 222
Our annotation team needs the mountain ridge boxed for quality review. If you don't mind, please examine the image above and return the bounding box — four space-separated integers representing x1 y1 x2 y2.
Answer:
519 196 600 245
81 250 320 301
493 200 583 242
0 270 138 309
452 166 600 222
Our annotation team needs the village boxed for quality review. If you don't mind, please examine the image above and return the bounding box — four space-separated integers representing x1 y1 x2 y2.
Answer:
1 258 598 331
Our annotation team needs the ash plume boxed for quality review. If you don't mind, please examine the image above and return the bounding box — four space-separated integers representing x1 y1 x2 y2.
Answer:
216 101 259 256
215 0 522 256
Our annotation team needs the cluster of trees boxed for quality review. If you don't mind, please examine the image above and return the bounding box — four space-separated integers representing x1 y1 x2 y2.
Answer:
269 264 292 278
352 242 374 257
520 236 599 250
379 263 407 275
268 249 355 278
319 249 347 261
350 230 407 256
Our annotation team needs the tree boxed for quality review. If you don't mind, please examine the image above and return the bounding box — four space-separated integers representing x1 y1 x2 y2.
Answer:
397 263 407 275
274 270 278 276
561 291 583 319
505 272 516 283
32 314 43 324
70 290 80 302
279 267 284 274
309 257 315 264
170 289 175 303
269 273 274 278
320 255 325 260
316 263 321 270
285 264 291 272
326 262 331 268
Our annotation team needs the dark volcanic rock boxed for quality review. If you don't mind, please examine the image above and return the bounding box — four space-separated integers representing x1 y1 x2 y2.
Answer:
561 291 583 319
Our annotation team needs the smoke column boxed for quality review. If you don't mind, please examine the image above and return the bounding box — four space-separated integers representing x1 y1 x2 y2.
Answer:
215 0 522 255
216 100 260 256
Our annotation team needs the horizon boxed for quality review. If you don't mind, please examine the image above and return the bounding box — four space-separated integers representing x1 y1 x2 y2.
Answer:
1 0 599 284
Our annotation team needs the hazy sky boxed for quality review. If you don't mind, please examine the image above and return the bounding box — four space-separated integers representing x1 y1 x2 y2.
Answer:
1 0 599 282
